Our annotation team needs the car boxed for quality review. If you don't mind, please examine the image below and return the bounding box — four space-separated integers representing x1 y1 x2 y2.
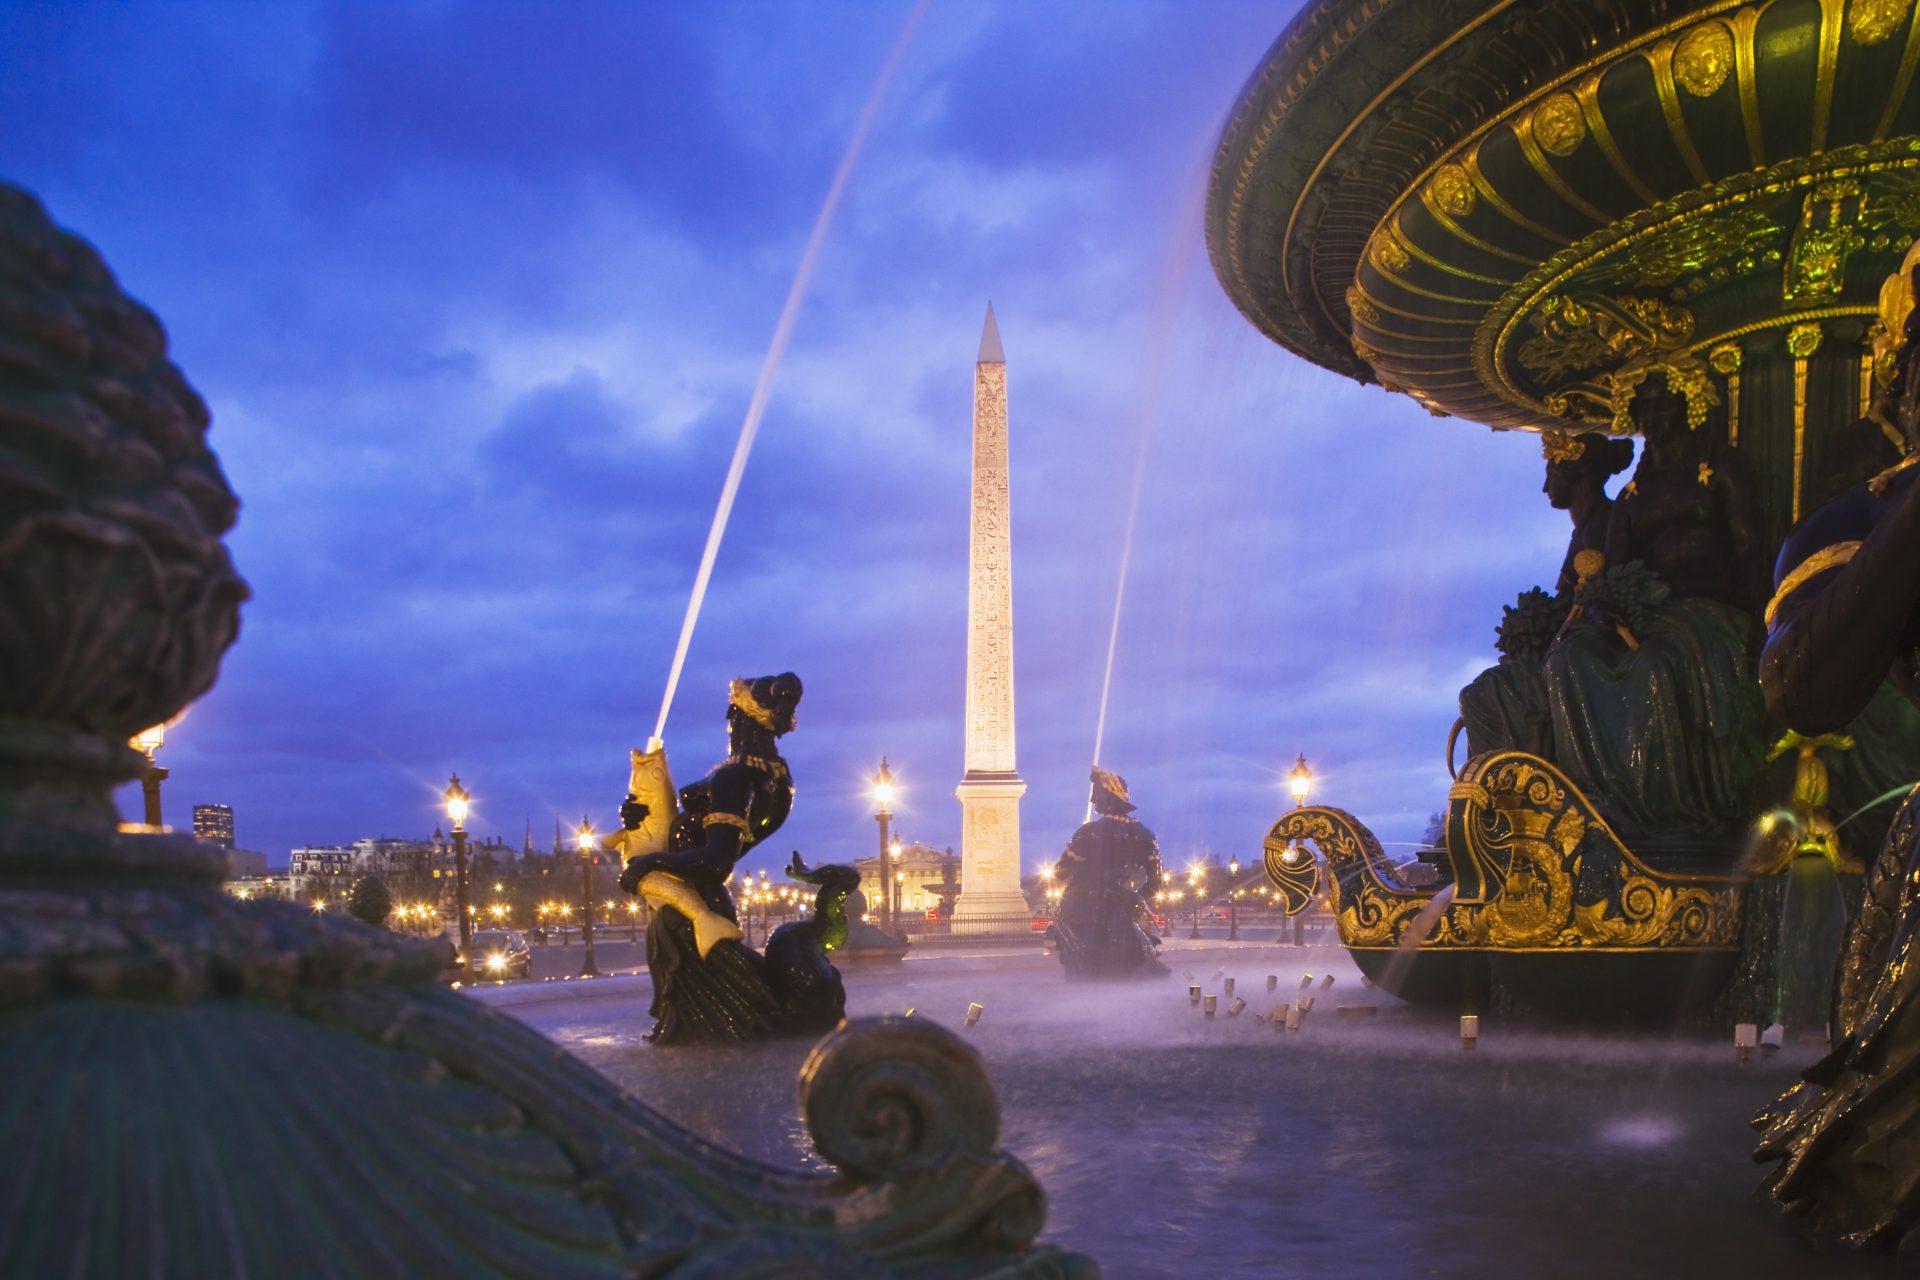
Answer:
1149 912 1167 930
461 928 532 979
1030 917 1053 932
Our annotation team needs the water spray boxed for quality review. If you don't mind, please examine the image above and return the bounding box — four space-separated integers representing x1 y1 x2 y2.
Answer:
648 0 930 749
1085 184 1207 820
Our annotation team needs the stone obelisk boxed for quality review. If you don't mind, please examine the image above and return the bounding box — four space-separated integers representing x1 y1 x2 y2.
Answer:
953 304 1028 922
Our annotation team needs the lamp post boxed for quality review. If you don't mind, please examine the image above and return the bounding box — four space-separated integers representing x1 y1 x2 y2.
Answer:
577 818 599 978
872 758 895 935
1289 754 1313 808
1188 869 1203 940
445 774 472 961
131 723 168 828
888 837 904 936
1228 855 1241 941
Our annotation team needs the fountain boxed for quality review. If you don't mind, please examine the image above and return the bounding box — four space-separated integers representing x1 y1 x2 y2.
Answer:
1206 0 1920 1256
1211 0 1920 1024
0 183 1089 1279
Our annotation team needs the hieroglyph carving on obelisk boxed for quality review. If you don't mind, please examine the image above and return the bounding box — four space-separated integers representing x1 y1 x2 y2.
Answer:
954 304 1028 922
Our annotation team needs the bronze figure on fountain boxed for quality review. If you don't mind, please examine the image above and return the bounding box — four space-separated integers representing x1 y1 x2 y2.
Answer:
1754 241 1920 1252
1459 365 1770 856
1048 768 1168 982
615 672 856 1044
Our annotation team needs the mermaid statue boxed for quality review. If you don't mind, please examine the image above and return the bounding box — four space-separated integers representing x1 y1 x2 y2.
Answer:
1754 240 1920 1251
615 672 848 1044
1049 768 1168 981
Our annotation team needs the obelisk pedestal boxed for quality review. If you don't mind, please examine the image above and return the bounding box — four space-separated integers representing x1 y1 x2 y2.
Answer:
954 304 1030 923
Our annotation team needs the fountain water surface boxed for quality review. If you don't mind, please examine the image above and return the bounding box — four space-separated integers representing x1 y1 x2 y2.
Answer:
493 944 1876 1280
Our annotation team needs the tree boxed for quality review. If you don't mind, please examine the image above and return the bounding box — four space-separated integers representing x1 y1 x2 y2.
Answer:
348 874 394 927
1420 812 1446 850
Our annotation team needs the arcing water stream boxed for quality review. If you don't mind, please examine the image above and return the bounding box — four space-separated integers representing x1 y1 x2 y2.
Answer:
1086 183 1206 817
648 0 930 751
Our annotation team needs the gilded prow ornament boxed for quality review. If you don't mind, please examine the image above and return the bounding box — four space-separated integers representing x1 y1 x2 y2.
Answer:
1262 752 1747 1015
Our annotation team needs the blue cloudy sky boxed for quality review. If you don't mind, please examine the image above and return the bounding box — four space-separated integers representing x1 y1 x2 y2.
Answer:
5 1 1571 874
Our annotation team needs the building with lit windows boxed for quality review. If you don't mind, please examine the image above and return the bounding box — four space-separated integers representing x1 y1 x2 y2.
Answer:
193 803 234 848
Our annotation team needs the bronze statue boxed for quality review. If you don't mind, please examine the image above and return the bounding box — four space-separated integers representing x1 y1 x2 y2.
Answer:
1049 768 1168 981
1457 431 1628 761
1754 241 1920 1251
1601 366 1768 615
616 673 829 1044
1543 430 1634 595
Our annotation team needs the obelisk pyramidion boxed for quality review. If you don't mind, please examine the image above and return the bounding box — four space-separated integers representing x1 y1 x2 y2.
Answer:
953 303 1028 923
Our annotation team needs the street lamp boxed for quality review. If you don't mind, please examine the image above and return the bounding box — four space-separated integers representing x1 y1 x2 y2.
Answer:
1187 868 1203 940
889 837 904 934
1289 754 1313 808
872 758 895 935
131 722 168 828
444 774 472 960
577 818 599 977
1228 855 1241 941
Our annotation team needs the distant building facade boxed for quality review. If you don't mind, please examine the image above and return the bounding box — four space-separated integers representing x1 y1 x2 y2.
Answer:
193 803 235 848
226 848 268 878
852 841 960 919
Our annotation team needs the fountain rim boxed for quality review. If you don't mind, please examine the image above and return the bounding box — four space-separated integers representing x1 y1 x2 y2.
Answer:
1203 0 1920 436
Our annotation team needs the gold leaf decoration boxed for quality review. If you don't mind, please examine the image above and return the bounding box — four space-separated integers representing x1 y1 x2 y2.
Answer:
1788 321 1825 358
1708 341 1743 375
1673 21 1734 98
1369 227 1411 274
1345 284 1379 325
1622 206 1780 286
1429 163 1476 217
1518 294 1694 380
1850 0 1909 46
1532 92 1586 158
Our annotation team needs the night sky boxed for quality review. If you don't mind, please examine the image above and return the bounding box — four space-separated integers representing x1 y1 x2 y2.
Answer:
5 2 1580 876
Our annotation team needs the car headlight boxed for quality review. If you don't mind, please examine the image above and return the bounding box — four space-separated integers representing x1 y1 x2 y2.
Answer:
485 953 507 971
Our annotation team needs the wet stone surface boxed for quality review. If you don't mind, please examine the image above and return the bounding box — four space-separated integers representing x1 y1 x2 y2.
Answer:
497 943 1883 1280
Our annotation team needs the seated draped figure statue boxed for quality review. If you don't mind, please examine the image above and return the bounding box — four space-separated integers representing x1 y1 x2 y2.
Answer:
1459 361 1769 854
1754 238 1920 1251
1459 429 1632 761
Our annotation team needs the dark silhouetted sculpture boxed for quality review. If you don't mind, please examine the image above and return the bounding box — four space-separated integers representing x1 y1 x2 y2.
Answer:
764 853 857 1035
1461 366 1767 853
1049 768 1168 981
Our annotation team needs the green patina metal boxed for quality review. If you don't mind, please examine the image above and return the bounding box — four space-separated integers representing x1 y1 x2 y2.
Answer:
1208 0 1920 548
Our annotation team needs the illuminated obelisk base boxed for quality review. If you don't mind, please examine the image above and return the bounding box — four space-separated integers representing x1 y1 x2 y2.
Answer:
953 772 1029 921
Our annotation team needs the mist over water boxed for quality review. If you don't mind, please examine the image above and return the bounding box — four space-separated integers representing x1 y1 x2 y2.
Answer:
499 944 1872 1279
